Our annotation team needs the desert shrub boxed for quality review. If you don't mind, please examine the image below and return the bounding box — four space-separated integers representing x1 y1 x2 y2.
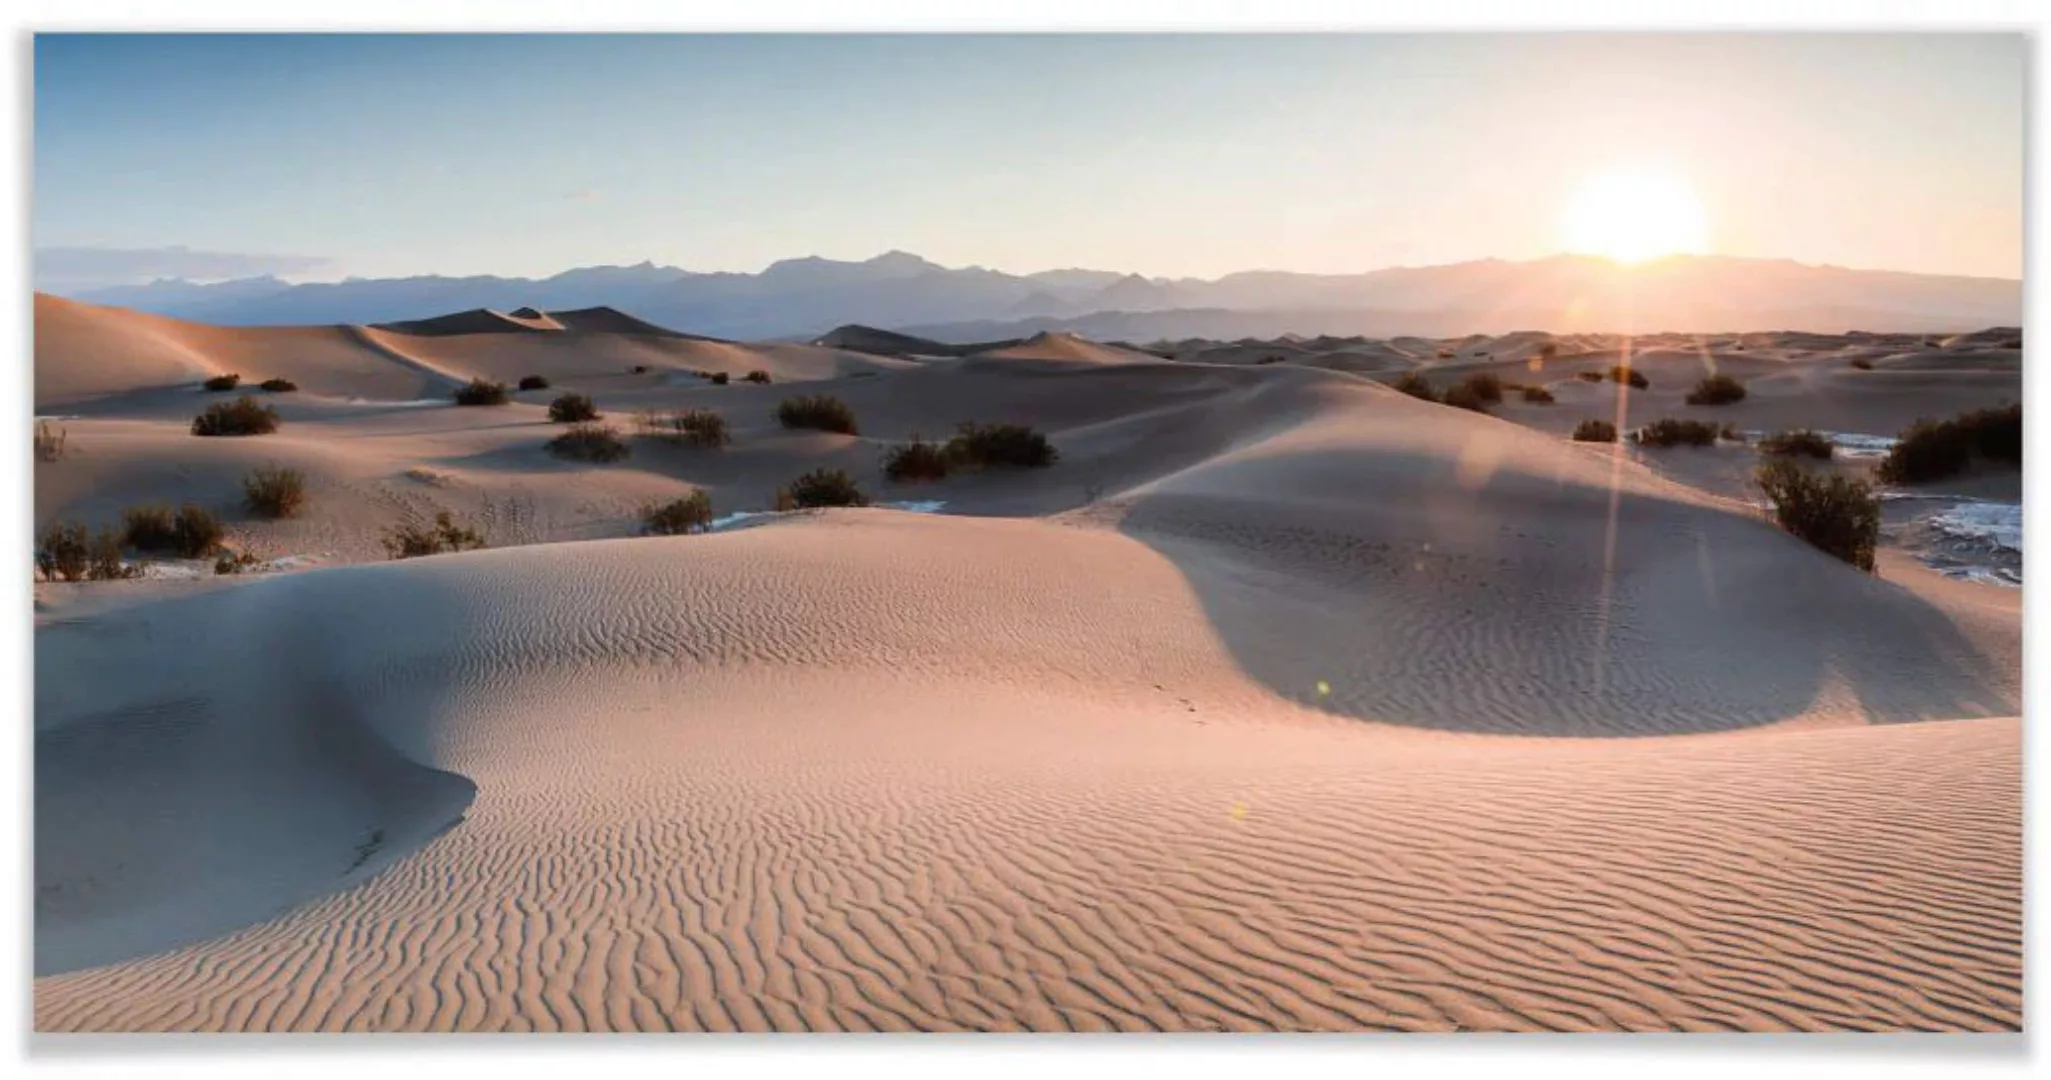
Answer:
35 420 67 462
1632 418 1720 448
710 372 730 385
1876 404 2021 484
1685 373 1747 406
1719 423 1744 442
37 524 134 583
1391 372 1439 403
215 549 261 575
1440 381 1490 413
777 394 860 435
518 375 551 391
1576 370 1605 383
1521 385 1555 404
1608 365 1650 389
453 378 510 406
203 373 242 392
1571 419 1618 443
1435 348 1456 359
1758 429 1834 460
636 408 730 448
945 421 1059 469
382 511 487 559
743 370 771 384
630 364 651 374
548 392 600 423
1256 355 1285 365
1756 458 1880 572
775 468 869 510
546 423 631 463
1538 343 1559 363
243 465 308 519
191 396 280 436
884 436 952 482
1848 357 1874 371
260 377 298 393
123 503 222 557
1455 372 1504 404
641 492 715 536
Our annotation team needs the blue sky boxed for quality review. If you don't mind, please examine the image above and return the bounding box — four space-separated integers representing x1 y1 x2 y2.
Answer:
34 33 2025 284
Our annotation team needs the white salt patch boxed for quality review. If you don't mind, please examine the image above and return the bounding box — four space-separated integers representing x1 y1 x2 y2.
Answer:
708 500 948 534
1739 430 1898 459
1935 566 2021 589
1929 502 2021 553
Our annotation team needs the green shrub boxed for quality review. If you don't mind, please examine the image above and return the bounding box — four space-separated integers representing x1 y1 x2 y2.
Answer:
884 436 952 482
1521 385 1555 404
1876 404 2021 484
1633 418 1720 448
1440 382 1491 413
775 468 869 510
1758 429 1834 460
777 394 860 435
1455 372 1504 404
1609 365 1650 389
548 392 600 423
1685 373 1747 406
1756 458 1880 572
546 423 631 462
453 378 510 406
1571 419 1617 443
1391 372 1439 403
243 465 308 519
518 375 551 391
743 370 772 384
260 377 298 393
945 421 1058 469
191 396 280 436
641 492 715 536
203 373 241 392
382 511 487 560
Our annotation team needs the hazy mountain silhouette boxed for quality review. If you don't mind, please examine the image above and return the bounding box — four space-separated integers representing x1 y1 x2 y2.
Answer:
59 251 2021 339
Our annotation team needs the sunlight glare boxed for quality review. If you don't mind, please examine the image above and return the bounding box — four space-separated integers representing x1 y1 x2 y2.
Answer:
1560 166 1710 264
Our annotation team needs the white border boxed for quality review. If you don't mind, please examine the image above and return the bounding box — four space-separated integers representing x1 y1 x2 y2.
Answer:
4 3 2042 1077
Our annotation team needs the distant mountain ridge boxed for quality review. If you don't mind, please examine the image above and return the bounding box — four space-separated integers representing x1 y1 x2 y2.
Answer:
56 251 2023 340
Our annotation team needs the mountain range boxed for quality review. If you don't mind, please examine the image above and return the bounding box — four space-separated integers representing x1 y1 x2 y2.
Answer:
52 251 2023 341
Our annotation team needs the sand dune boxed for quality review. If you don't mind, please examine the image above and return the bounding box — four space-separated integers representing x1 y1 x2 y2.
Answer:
32 302 2024 1031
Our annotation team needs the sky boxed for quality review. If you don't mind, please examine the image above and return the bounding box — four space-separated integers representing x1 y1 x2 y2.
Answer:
33 33 2026 287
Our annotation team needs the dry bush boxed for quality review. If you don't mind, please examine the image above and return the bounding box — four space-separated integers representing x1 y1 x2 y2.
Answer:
883 436 951 482
1876 404 2022 484
710 372 730 385
546 423 631 462
122 502 223 557
1521 385 1555 404
192 396 280 436
243 465 308 518
203 373 242 392
1576 370 1605 383
1440 382 1490 413
548 392 600 423
777 394 860 435
260 377 298 392
1455 372 1504 404
1571 419 1618 443
453 378 510 406
1758 429 1834 460
215 549 262 575
37 524 136 582
1609 365 1650 389
637 408 730 448
1391 372 1439 403
1757 458 1879 572
775 468 868 509
383 511 487 559
945 421 1058 469
35 421 67 462
1632 418 1721 448
518 375 551 391
1848 357 1874 371
642 491 715 535
1685 373 1747 406
743 370 772 384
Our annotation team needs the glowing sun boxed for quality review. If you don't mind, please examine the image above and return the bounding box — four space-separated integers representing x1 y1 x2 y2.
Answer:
1560 166 1709 264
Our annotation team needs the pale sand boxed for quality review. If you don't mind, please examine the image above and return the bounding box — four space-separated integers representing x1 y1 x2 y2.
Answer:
32 300 2022 1031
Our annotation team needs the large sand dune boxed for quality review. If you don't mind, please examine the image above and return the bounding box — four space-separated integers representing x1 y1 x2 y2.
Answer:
31 300 2024 1031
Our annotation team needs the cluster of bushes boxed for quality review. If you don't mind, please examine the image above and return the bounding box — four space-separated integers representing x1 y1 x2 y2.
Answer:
454 379 510 406
35 523 135 582
743 370 772 384
1758 429 1834 460
637 408 730 448
1632 418 1722 448
121 503 224 558
776 468 868 509
203 374 242 392
261 378 298 393
382 511 487 560
1875 404 2022 484
546 423 631 462
1390 371 1503 413
642 491 715 535
548 393 600 423
35 420 66 463
1521 385 1555 404
192 397 280 436
778 394 860 435
1571 419 1618 443
518 375 551 391
243 465 308 518
1756 458 1880 572
1685 373 1747 406
1609 365 1650 389
1392 372 1439 402
881 422 1059 483
710 372 730 386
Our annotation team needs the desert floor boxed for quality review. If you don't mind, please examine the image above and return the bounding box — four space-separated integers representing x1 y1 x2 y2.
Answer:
32 297 2023 1031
